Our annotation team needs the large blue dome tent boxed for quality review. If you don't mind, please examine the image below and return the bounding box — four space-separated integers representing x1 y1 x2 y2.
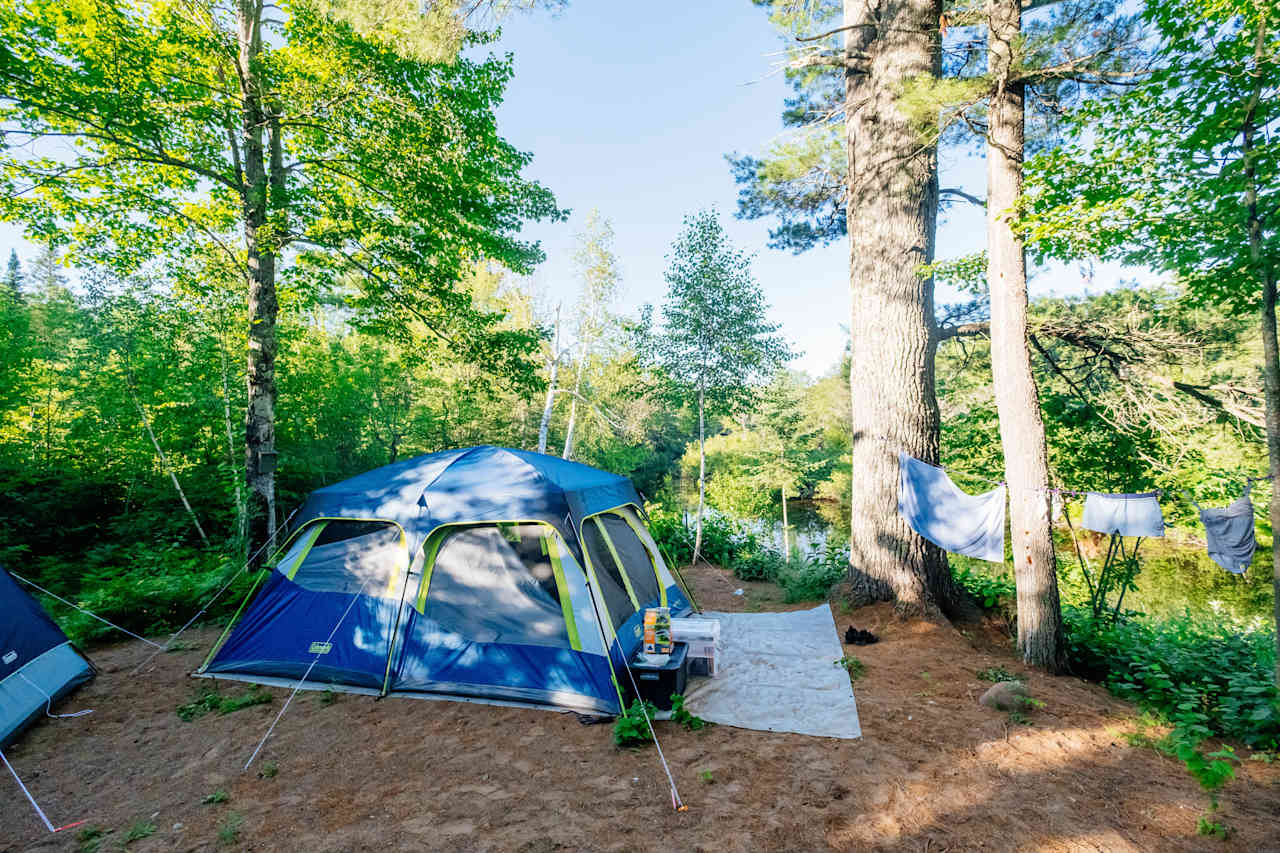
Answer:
198 446 692 715
0 567 95 746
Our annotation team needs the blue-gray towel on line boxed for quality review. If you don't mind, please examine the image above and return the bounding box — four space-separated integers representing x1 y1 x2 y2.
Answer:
1081 492 1164 538
1192 486 1256 574
897 452 1006 563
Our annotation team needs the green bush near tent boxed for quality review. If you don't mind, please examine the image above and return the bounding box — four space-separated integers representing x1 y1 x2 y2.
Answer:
954 564 1280 749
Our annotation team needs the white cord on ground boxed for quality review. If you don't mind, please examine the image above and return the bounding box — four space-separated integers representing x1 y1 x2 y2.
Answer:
11 573 162 649
1 747 57 832
129 510 299 676
618 649 686 811
242 577 372 771
16 671 92 719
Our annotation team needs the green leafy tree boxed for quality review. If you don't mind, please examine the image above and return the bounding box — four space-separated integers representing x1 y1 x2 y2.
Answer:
1021 0 1279 681
640 209 791 563
2 248 21 297
0 0 562 551
750 372 823 558
562 209 621 460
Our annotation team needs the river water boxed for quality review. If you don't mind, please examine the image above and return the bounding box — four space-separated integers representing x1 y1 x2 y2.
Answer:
704 499 1274 623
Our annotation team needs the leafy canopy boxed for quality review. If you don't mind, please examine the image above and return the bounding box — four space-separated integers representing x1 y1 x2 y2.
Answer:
0 0 564 387
639 209 791 415
1020 0 1280 310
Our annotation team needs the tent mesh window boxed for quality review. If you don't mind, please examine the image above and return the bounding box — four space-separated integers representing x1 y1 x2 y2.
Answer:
580 520 637 632
420 524 570 648
599 514 661 606
288 520 404 596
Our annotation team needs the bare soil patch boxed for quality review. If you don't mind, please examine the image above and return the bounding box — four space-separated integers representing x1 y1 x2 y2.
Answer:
3 562 1278 852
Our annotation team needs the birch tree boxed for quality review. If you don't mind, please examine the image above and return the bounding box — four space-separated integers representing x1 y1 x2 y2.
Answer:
563 210 620 460
640 210 791 563
0 0 561 552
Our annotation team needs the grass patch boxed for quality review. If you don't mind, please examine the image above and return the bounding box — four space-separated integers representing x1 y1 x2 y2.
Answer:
123 819 156 843
76 826 106 853
258 760 279 779
177 686 272 722
202 789 229 805
835 655 865 680
976 665 1018 683
217 812 243 845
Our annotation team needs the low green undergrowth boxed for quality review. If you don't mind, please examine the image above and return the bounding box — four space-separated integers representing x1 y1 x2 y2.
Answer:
955 560 1277 815
670 693 708 730
177 685 273 722
647 504 847 601
613 698 659 748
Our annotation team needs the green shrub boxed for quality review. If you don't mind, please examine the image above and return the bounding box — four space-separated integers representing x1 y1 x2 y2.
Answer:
1063 607 1279 749
670 694 708 730
954 553 1279 750
835 655 865 680
217 812 243 845
613 699 658 748
776 545 847 602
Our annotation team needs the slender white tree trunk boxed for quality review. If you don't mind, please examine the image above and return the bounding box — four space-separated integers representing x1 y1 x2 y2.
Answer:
127 376 210 547
693 384 706 564
562 350 583 459
781 483 790 559
537 303 561 454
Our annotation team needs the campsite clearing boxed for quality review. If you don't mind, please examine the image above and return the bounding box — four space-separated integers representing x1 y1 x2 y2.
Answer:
3 562 1279 852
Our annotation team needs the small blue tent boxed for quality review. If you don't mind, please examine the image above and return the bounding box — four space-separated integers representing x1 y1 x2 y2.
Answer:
1 568 95 746
199 446 691 715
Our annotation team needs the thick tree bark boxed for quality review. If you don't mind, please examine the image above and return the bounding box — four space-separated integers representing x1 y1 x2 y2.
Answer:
843 0 966 619
537 303 561 454
986 0 1065 672
1241 14 1280 685
238 0 278 556
693 384 706 564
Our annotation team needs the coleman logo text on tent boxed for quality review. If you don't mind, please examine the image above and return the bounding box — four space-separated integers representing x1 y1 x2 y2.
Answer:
308 642 332 655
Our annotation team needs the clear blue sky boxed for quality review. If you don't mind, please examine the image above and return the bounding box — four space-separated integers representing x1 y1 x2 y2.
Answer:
0 0 1145 375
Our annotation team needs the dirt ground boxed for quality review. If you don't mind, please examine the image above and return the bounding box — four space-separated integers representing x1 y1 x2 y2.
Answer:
3 562 1279 852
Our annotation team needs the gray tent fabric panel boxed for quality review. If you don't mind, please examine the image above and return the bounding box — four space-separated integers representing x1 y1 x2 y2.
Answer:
580 521 637 632
422 527 570 648
600 515 661 605
289 522 404 597
0 642 94 747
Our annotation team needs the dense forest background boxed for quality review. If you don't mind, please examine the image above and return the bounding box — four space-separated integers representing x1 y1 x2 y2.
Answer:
3 245 1273 633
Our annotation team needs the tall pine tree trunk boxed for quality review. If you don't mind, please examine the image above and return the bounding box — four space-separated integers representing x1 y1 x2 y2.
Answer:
1242 13 1280 685
843 0 965 619
239 0 278 556
693 384 706 564
986 0 1064 672
537 303 561 454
